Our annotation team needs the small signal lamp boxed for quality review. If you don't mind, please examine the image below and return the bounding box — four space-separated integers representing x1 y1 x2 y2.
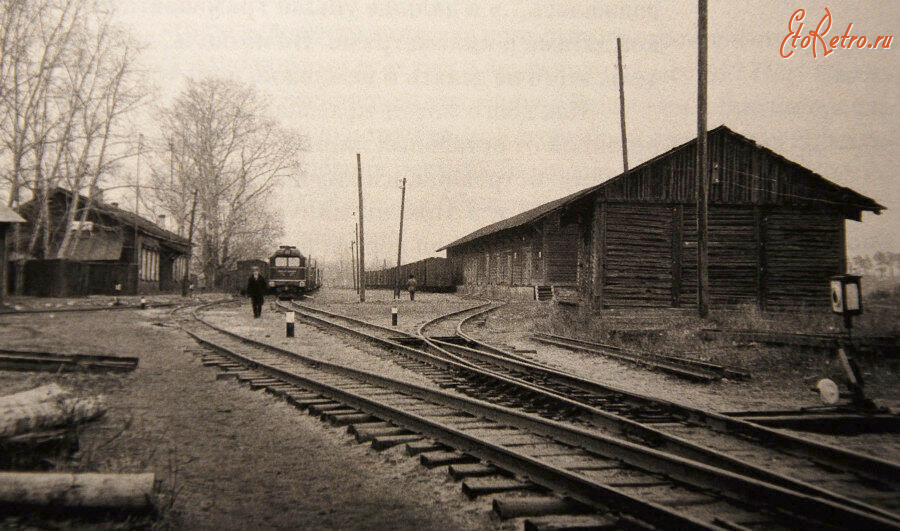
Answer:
830 274 862 328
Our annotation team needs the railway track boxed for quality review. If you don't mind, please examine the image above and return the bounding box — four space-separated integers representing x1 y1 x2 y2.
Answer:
283 300 900 523
178 301 899 530
529 332 750 382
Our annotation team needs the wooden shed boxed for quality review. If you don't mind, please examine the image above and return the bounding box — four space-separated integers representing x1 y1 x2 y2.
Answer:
439 126 884 310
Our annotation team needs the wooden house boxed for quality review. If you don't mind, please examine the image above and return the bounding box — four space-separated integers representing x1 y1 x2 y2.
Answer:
439 126 884 310
14 187 190 296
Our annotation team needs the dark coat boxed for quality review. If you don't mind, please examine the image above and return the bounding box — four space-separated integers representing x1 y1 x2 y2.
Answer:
406 277 417 292
246 274 268 299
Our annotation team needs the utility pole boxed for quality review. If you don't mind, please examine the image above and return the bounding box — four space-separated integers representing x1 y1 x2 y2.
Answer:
181 189 198 296
617 37 629 172
696 0 710 317
134 134 143 288
357 154 366 302
354 222 359 293
351 240 357 291
394 177 407 299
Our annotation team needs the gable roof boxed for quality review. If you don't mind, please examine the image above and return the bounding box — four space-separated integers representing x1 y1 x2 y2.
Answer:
437 125 884 252
436 183 602 252
23 187 190 249
0 204 25 223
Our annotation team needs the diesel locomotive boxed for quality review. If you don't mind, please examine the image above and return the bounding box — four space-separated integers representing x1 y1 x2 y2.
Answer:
267 245 321 299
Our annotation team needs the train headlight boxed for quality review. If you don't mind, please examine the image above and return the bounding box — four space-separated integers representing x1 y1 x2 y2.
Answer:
268 281 275 287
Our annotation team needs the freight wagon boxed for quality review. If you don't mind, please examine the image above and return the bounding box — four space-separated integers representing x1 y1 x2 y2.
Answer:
365 257 458 292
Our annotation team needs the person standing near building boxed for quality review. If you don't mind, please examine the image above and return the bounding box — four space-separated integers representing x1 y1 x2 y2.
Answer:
406 274 417 301
246 266 268 318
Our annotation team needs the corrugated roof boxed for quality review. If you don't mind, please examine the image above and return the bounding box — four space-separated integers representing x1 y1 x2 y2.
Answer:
0 204 25 223
437 125 884 252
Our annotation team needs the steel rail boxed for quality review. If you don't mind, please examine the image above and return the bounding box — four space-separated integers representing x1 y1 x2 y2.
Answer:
533 332 747 379
287 300 899 521
184 304 900 530
451 304 900 487
531 333 723 381
418 304 900 520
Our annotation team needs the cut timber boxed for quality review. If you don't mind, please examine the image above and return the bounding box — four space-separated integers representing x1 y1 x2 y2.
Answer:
371 434 423 451
0 384 70 409
0 395 107 438
405 440 445 456
448 463 501 480
523 514 621 531
493 496 591 519
420 452 478 468
0 472 155 513
461 477 541 498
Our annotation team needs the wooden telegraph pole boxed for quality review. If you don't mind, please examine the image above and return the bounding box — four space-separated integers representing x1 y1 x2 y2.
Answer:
617 37 628 172
394 178 407 299
133 134 143 291
696 0 710 317
356 154 366 302
350 240 357 291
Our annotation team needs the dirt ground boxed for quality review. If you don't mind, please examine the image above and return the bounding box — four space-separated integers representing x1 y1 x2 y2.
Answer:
0 300 498 530
1 287 897 529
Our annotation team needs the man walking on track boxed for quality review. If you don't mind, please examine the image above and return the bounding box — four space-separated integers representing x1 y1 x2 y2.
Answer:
247 266 268 318
406 274 417 301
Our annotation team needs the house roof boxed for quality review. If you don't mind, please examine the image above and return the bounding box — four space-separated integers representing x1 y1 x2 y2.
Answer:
436 183 602 251
0 204 25 223
437 125 884 252
23 187 190 249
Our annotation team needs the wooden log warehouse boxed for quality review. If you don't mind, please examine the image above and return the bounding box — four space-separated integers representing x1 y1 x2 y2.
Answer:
438 126 884 311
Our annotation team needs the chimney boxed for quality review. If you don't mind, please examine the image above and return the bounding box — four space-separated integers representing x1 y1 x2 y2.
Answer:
89 185 103 203
110 202 119 208
157 214 166 228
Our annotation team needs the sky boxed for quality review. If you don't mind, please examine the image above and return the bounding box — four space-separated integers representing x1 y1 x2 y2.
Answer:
110 0 898 266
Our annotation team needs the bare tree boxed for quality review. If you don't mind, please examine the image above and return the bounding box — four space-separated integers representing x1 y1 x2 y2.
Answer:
0 0 144 291
150 77 304 286
852 255 874 277
54 13 144 258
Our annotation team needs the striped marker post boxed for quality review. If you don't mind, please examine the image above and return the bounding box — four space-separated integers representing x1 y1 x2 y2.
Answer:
286 311 295 338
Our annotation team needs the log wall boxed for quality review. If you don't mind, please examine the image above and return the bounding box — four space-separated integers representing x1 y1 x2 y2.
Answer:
603 204 673 307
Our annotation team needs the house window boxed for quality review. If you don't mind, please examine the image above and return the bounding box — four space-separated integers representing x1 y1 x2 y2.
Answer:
139 246 160 281
173 256 186 280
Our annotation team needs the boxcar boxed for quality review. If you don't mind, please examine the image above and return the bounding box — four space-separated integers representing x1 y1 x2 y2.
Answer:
365 257 457 292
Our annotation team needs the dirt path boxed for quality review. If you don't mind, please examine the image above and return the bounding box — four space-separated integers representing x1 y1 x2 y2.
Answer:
0 306 496 530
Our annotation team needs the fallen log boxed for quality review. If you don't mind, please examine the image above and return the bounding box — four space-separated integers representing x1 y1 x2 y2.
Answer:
0 384 70 410
0 472 156 513
0 395 107 438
